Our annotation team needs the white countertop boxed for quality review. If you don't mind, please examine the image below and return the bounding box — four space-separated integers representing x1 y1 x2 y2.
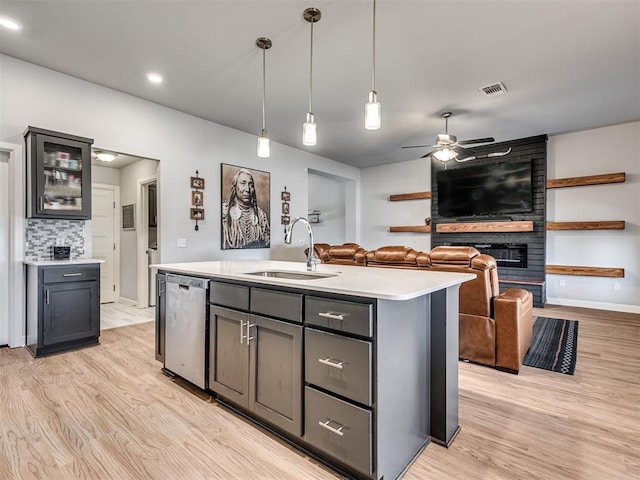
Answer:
151 260 474 301
24 259 105 266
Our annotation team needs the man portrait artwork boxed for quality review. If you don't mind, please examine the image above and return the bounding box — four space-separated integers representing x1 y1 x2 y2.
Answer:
221 164 271 249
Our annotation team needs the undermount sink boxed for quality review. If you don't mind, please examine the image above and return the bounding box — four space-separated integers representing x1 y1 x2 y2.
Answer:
244 270 338 280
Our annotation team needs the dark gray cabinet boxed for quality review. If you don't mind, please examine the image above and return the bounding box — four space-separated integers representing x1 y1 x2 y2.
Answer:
209 284 303 437
26 263 100 357
25 126 94 220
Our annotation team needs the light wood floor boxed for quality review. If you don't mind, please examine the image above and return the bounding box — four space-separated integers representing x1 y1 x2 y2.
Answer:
100 302 155 330
0 305 638 479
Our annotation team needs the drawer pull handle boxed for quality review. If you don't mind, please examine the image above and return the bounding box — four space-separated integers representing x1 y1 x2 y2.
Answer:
318 311 344 321
318 419 345 437
318 357 344 370
63 273 82 277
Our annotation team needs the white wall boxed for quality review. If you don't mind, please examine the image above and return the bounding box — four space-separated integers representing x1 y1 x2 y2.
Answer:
119 159 159 301
93 165 120 186
308 171 346 245
360 157 432 252
0 55 361 268
360 123 640 313
546 122 639 312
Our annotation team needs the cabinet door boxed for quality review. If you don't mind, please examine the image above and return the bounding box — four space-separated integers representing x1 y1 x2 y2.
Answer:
209 306 250 408
42 281 99 346
249 315 303 437
27 129 92 220
155 273 166 362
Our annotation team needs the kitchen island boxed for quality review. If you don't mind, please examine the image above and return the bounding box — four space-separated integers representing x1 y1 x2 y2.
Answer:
153 260 473 480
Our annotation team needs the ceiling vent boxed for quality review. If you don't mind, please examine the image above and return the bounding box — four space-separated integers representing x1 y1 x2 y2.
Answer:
479 81 507 97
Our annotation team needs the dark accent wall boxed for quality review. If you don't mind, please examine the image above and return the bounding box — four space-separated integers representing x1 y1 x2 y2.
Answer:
431 135 547 307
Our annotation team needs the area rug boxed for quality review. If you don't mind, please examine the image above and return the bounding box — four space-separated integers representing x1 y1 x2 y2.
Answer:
523 317 578 375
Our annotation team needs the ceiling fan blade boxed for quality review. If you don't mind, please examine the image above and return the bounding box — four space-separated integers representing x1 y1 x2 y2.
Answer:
401 144 436 149
457 137 495 145
453 146 476 156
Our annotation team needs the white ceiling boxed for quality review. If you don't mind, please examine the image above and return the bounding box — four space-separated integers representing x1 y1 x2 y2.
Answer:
1 1 639 169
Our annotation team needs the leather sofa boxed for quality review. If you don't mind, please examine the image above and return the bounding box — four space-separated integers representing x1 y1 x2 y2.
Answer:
318 244 534 373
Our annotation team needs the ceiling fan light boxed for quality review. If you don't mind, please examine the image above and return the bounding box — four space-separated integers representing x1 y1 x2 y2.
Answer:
434 148 458 162
303 112 317 146
96 152 117 162
365 91 381 130
257 130 271 158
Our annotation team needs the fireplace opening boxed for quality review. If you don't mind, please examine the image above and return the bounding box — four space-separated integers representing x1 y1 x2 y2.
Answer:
448 242 528 268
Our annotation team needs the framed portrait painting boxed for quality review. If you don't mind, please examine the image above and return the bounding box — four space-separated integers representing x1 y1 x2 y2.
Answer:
220 163 271 249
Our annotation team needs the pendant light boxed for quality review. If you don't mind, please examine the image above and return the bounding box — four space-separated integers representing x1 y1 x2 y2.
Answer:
303 7 321 146
256 37 272 158
364 0 381 130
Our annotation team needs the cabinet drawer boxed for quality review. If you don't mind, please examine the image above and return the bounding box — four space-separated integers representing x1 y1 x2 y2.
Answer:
305 328 372 406
250 288 302 323
304 387 372 476
42 265 99 284
210 281 249 310
305 296 372 337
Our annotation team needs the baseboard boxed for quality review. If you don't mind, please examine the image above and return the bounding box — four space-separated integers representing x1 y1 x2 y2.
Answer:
546 297 640 314
118 297 137 306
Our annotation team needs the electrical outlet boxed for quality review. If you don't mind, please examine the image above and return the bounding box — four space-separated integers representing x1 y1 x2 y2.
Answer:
614 282 621 291
177 238 187 248
559 279 566 287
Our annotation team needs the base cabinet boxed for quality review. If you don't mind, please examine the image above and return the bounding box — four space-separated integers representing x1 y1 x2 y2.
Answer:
209 303 303 437
26 263 100 357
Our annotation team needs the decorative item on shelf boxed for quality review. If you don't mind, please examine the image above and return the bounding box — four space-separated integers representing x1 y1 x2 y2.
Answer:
308 210 321 223
302 7 321 146
190 170 205 231
425 217 431 226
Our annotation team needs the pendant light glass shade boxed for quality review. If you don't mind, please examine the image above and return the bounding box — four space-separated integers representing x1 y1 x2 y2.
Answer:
257 129 271 157
365 91 381 130
303 8 321 147
256 37 272 158
365 0 381 130
303 112 317 146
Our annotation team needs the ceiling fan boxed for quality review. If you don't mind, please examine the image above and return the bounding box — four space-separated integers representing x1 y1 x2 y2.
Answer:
402 112 511 163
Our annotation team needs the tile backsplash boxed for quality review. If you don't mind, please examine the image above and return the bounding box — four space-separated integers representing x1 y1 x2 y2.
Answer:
25 219 85 261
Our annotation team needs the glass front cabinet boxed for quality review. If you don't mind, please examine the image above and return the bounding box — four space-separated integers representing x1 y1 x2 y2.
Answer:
25 126 94 220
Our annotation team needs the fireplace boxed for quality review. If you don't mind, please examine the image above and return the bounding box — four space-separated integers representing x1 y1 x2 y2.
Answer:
449 242 528 268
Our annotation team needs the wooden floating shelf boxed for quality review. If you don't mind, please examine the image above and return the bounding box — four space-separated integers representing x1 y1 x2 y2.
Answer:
389 225 431 233
546 221 625 231
499 278 545 286
545 265 625 278
546 172 625 189
436 221 533 233
389 191 431 201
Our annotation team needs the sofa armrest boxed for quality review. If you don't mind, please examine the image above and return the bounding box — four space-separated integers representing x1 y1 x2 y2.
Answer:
493 288 534 373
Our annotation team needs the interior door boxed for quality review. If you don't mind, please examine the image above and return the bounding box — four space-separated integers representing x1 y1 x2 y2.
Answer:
0 153 9 345
92 187 116 303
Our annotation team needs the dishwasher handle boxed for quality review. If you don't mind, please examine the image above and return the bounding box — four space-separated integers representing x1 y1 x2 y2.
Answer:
166 274 208 290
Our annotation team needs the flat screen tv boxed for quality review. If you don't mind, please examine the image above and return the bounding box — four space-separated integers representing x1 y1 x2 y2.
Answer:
437 160 533 218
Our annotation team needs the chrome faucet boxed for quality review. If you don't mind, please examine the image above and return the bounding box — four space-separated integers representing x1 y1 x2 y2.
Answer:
285 217 319 271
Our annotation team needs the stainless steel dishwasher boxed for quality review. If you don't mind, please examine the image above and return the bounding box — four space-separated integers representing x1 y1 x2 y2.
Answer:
164 274 208 389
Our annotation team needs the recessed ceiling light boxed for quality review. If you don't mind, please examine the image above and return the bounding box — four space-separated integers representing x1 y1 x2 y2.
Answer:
0 16 22 30
146 73 163 84
96 152 117 162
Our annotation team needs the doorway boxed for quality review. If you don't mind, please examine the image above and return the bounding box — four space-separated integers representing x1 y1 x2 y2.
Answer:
0 152 10 345
0 141 25 348
91 152 159 309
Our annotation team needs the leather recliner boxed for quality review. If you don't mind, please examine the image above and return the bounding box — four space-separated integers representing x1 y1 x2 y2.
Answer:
417 246 533 373
364 245 423 269
313 243 366 266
